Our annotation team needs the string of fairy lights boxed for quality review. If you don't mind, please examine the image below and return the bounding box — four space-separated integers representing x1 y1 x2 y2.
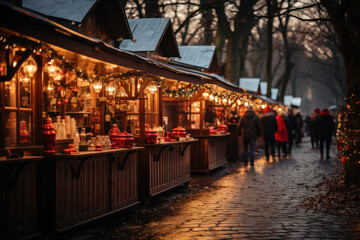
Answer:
0 35 279 110
337 86 360 168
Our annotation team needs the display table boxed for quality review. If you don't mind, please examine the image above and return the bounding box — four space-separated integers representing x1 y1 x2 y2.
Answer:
0 155 44 240
137 139 198 200
190 133 232 172
44 147 143 232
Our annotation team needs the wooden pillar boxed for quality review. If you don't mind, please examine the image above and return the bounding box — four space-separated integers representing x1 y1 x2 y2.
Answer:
34 56 43 145
139 93 145 144
200 100 204 135
158 88 163 126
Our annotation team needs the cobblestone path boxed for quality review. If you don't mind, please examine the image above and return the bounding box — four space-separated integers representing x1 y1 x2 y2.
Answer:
60 137 360 240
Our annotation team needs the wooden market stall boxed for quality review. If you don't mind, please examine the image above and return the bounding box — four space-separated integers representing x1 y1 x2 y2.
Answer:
117 18 202 199
0 2 203 238
168 46 244 171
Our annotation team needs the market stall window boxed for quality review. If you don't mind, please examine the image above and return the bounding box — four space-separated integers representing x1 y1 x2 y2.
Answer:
1 56 36 147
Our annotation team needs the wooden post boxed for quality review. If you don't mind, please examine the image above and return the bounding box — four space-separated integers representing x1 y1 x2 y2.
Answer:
158 88 163 126
139 93 145 144
200 100 204 135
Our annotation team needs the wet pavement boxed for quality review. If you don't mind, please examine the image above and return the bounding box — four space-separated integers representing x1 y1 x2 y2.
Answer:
59 137 360 239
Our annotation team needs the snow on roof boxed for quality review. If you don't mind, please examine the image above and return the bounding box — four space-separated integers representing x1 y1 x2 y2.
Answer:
119 18 169 52
271 88 279 100
291 97 302 107
239 78 260 92
284 95 293 106
173 46 216 70
23 0 97 22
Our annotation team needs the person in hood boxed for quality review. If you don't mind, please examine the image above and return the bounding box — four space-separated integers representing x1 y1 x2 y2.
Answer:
238 106 260 166
260 106 278 161
310 108 320 149
275 112 289 158
316 108 335 159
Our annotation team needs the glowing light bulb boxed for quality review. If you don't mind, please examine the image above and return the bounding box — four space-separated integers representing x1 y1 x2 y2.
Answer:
106 82 116 96
23 57 37 78
93 81 102 93
245 102 249 106
202 92 209 98
209 94 214 101
237 99 241 105
222 98 227 104
261 104 266 109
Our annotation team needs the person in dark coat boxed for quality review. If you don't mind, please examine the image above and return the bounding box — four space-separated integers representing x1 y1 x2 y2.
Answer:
238 106 260 166
287 108 296 154
316 108 335 159
310 108 320 149
260 106 278 161
275 112 289 158
294 111 303 145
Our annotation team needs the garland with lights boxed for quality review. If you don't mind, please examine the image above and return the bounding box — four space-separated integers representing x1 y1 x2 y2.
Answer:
0 35 279 108
338 87 360 182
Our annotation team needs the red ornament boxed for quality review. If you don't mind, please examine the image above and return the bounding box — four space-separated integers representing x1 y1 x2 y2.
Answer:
64 98 69 103
120 131 134 148
57 101 62 105
356 101 360 105
145 128 157 144
172 126 187 138
43 118 56 154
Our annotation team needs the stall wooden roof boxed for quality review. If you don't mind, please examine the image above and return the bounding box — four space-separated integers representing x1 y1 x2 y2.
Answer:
0 1 208 85
119 18 180 58
171 46 220 73
22 0 133 41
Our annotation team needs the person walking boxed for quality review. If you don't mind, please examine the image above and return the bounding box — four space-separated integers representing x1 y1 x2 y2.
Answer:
310 108 320 149
287 108 296 155
275 112 289 158
260 106 278 161
294 111 303 145
238 106 260 166
317 108 335 159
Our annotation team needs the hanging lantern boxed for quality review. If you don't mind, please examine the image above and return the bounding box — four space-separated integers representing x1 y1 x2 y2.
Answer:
92 80 102 93
53 68 64 85
20 75 31 84
222 98 227 104
106 82 117 96
148 84 158 94
23 57 37 78
209 94 214 101
46 59 58 78
228 99 232 105
202 92 209 98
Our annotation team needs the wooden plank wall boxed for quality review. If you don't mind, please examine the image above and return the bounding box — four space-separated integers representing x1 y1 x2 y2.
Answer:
0 162 38 239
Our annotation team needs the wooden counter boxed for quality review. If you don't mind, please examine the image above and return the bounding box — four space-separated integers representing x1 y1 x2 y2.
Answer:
137 139 198 200
0 156 43 240
44 147 143 232
190 133 232 172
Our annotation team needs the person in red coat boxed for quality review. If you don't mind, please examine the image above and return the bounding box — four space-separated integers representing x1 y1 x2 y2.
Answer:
275 112 289 158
